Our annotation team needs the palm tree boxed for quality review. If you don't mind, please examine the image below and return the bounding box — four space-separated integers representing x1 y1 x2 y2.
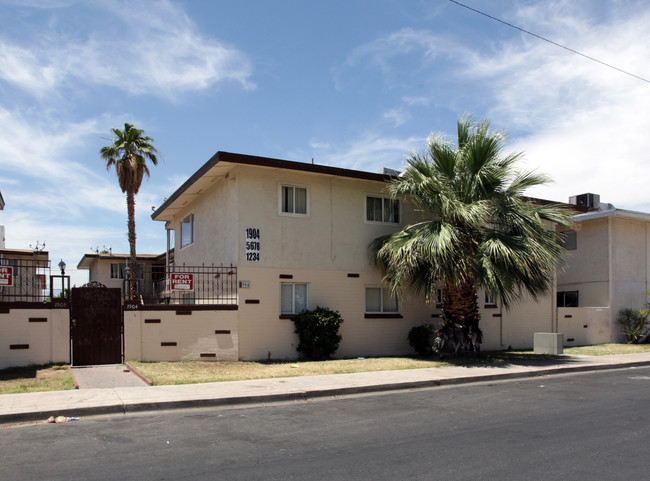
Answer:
371 116 573 332
100 123 159 300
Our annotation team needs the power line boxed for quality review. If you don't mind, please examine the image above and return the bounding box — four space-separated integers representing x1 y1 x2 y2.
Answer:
448 0 650 84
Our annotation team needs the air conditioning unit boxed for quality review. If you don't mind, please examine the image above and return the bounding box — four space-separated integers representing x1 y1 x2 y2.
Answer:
569 193 600 210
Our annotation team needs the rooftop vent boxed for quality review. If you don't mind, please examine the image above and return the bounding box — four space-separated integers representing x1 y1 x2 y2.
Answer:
569 193 600 210
381 167 401 176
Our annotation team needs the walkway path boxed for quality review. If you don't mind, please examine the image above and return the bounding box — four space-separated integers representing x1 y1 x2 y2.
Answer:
70 365 149 389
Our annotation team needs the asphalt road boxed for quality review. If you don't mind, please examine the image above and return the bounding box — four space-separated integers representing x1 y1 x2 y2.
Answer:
2 366 650 481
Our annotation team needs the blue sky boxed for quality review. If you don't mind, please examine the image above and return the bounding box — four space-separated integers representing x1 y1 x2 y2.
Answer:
1 0 649 285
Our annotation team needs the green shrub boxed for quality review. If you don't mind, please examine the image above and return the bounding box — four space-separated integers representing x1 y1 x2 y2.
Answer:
408 323 436 356
292 306 344 360
618 308 650 343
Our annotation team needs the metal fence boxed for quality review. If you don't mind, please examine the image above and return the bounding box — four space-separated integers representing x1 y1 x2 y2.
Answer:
129 264 238 305
0 257 51 303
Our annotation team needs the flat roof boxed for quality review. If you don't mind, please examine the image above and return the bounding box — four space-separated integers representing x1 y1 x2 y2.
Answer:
0 248 49 258
151 151 395 222
77 252 165 270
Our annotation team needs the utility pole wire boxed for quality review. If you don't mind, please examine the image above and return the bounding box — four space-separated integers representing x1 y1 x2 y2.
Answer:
448 0 650 84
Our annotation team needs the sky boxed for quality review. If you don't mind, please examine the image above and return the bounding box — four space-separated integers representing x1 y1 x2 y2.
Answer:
0 0 649 286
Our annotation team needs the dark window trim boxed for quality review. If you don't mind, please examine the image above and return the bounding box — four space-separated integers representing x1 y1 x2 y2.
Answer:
364 313 403 319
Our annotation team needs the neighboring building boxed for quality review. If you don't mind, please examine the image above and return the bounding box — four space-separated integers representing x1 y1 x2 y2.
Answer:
151 151 557 359
77 252 168 302
0 248 50 303
557 193 650 343
1 190 5 249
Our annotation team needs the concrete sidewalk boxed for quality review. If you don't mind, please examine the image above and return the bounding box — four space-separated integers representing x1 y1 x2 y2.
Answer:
2 353 650 425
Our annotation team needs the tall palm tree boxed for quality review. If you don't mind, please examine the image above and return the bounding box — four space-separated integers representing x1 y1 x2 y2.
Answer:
371 116 573 331
100 123 159 300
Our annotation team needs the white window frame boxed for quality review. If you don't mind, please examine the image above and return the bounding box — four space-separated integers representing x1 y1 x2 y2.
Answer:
279 184 309 216
365 195 400 224
109 263 144 280
365 286 399 314
180 214 195 249
281 282 309 315
484 291 497 307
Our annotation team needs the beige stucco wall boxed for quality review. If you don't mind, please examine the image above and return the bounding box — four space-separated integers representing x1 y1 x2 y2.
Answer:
558 215 650 342
233 165 420 271
0 307 70 369
610 217 650 323
124 308 238 361
172 173 239 268
557 218 610 307
237 265 436 360
557 307 612 346
475 291 555 351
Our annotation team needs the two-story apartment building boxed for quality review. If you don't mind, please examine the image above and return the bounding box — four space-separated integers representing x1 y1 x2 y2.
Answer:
557 193 650 343
150 151 557 360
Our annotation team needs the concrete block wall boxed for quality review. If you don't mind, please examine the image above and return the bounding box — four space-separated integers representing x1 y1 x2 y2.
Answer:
0 306 70 369
124 307 239 362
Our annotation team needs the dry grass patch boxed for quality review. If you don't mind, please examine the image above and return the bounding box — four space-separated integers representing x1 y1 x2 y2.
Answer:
129 357 453 386
0 364 74 394
564 343 650 356
129 344 650 386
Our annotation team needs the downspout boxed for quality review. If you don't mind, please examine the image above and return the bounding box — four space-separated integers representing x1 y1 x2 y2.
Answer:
608 216 615 339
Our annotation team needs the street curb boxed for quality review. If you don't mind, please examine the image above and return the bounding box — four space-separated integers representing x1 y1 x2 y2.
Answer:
3 360 650 425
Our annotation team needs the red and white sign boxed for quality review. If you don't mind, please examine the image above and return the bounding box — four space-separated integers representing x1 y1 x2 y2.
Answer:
171 273 193 291
0 266 13 286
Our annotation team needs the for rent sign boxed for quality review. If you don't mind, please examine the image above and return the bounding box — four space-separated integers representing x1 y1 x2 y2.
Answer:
171 273 194 291
0 266 13 286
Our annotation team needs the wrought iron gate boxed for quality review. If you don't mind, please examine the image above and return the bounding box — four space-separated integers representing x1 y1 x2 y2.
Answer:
71 284 122 365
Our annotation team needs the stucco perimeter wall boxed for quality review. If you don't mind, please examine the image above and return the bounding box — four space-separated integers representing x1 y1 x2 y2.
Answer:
0 306 70 369
237 266 434 360
124 308 238 362
558 307 612 346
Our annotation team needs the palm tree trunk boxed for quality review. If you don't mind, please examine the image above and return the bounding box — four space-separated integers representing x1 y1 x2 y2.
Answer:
442 279 480 328
126 189 137 300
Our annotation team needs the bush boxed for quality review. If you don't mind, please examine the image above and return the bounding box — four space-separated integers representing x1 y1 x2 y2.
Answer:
408 323 436 356
618 308 650 343
292 306 344 360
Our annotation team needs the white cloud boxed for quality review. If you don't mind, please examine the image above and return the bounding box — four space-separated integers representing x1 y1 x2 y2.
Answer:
334 1 650 211
383 108 410 127
0 0 255 99
0 107 127 216
296 131 426 173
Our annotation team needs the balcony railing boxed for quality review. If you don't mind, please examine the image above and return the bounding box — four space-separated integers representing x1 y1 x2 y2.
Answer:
127 264 237 305
0 257 51 303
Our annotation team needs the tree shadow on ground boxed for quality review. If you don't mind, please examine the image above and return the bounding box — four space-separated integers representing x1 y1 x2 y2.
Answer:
432 351 580 368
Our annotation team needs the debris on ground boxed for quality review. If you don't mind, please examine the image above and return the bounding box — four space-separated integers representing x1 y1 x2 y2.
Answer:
46 416 79 423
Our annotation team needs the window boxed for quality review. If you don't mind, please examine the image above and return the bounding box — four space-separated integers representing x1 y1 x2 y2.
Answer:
366 196 399 223
557 290 579 307
110 263 144 279
281 283 308 315
365 287 399 313
484 291 497 307
562 230 577 250
181 214 194 248
280 185 308 215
